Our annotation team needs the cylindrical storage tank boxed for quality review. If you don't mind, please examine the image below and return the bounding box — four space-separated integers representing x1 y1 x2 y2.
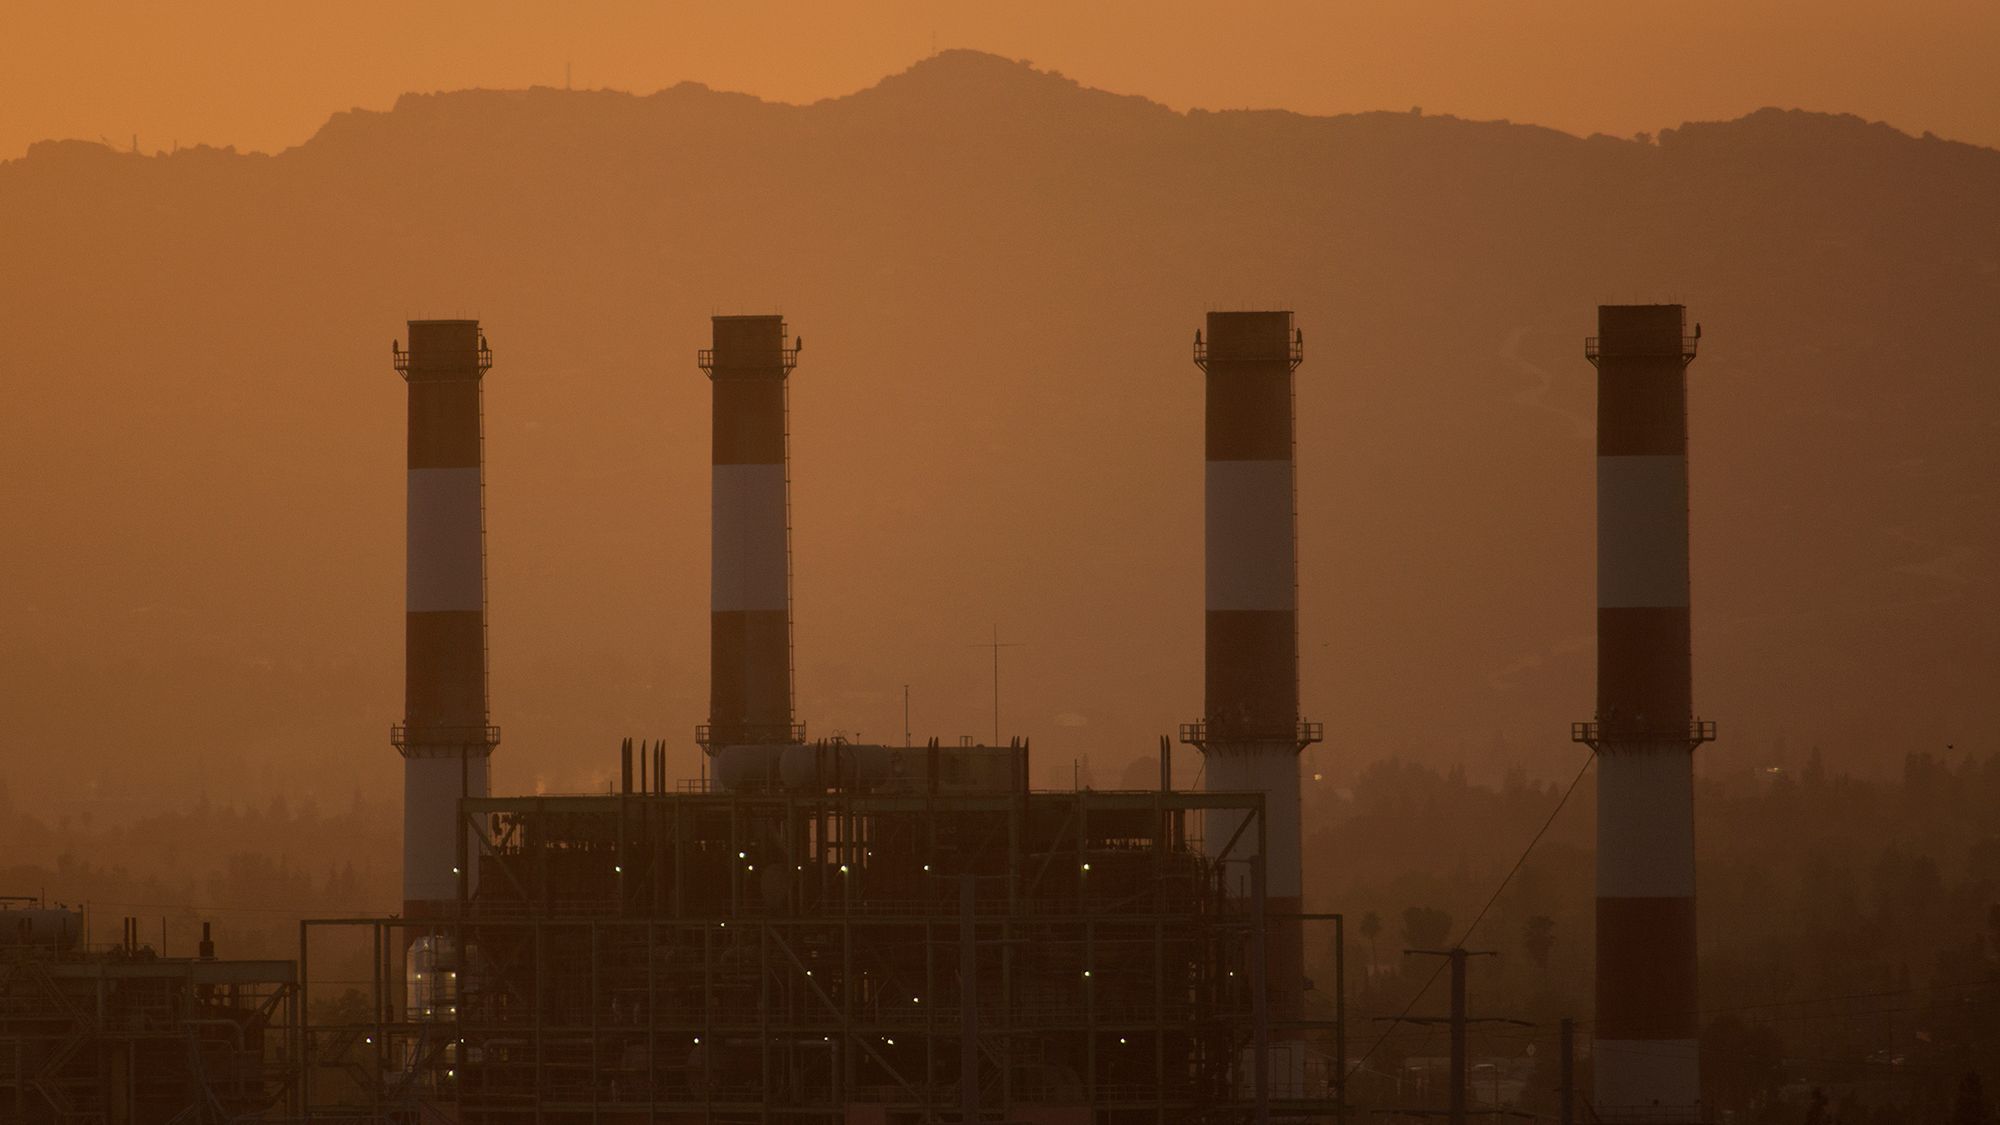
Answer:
702 316 801 751
1587 304 1703 1122
1193 310 1310 1095
710 744 785 792
778 742 826 790
395 319 498 921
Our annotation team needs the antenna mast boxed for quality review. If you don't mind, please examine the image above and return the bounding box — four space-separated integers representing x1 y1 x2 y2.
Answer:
969 626 1022 745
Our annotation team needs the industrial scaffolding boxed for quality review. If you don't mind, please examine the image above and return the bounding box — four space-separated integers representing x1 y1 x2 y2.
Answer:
301 785 1339 1123
0 923 298 1123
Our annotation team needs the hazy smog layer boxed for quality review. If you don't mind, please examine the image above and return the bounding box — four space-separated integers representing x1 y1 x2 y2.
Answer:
4 50 2000 1121
5 53 1995 819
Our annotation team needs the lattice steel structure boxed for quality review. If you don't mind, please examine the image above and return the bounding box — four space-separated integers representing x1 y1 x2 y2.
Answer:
300 783 1339 1123
0 922 298 1122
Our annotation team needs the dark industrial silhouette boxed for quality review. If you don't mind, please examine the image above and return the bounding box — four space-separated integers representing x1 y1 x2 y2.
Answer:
2 48 1995 1125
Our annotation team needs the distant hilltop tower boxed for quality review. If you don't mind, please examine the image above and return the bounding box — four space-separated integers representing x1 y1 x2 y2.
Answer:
699 315 805 752
392 319 498 923
1576 304 1711 1122
1182 310 1321 1098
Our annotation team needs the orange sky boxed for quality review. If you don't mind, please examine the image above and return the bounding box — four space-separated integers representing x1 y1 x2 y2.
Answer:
4 0 1996 160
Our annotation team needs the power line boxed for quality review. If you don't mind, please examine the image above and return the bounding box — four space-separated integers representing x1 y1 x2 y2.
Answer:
1453 751 1597 946
1342 750 1597 1084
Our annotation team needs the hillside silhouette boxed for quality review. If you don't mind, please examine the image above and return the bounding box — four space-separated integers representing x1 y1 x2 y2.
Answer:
2 50 1996 818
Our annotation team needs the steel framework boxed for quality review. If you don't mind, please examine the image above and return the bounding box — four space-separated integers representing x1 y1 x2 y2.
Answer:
300 787 1340 1123
0 941 298 1122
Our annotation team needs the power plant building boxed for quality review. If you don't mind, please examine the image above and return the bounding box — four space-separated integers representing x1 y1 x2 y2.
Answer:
34 300 1724 1124
302 314 1339 1123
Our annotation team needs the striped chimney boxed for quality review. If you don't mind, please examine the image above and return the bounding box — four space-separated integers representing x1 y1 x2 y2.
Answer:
700 316 803 751
1578 304 1710 1122
1184 310 1319 1092
393 319 497 920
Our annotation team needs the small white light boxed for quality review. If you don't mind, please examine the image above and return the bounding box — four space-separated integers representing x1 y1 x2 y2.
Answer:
694 1036 701 1044
806 969 813 976
451 866 461 875
912 996 921 1004
747 864 755 871
446 1068 455 1078
839 864 849 874
1120 1037 1128 1044
365 1036 374 1044
886 1038 895 1046
719 921 727 928
922 864 930 872
614 865 622 873
1083 970 1092 978
738 851 747 859
1081 863 1091 872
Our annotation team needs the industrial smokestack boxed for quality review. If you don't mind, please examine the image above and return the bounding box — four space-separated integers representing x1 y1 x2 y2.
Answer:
393 319 497 920
699 316 803 752
1185 310 1318 1095
1577 304 1708 1122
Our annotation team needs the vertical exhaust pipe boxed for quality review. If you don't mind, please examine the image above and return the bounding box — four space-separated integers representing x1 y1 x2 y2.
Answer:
1577 304 1708 1121
1183 310 1318 1096
393 320 498 921
699 316 804 753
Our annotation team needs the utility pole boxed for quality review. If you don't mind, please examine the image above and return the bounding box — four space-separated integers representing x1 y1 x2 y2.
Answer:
1336 914 1348 1125
1375 948 1532 1125
960 874 978 1123
1444 949 1477 1125
1558 1017 1575 1125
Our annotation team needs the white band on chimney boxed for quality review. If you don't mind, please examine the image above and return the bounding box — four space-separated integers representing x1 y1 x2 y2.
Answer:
1202 749 1303 897
1596 749 1696 898
1597 455 1690 609
403 754 490 905
1593 1040 1699 1110
711 463 789 613
1204 460 1296 613
407 467 484 613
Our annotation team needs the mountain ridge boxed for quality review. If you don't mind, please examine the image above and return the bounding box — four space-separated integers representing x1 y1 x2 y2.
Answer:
10 50 1996 170
0 46 1994 816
